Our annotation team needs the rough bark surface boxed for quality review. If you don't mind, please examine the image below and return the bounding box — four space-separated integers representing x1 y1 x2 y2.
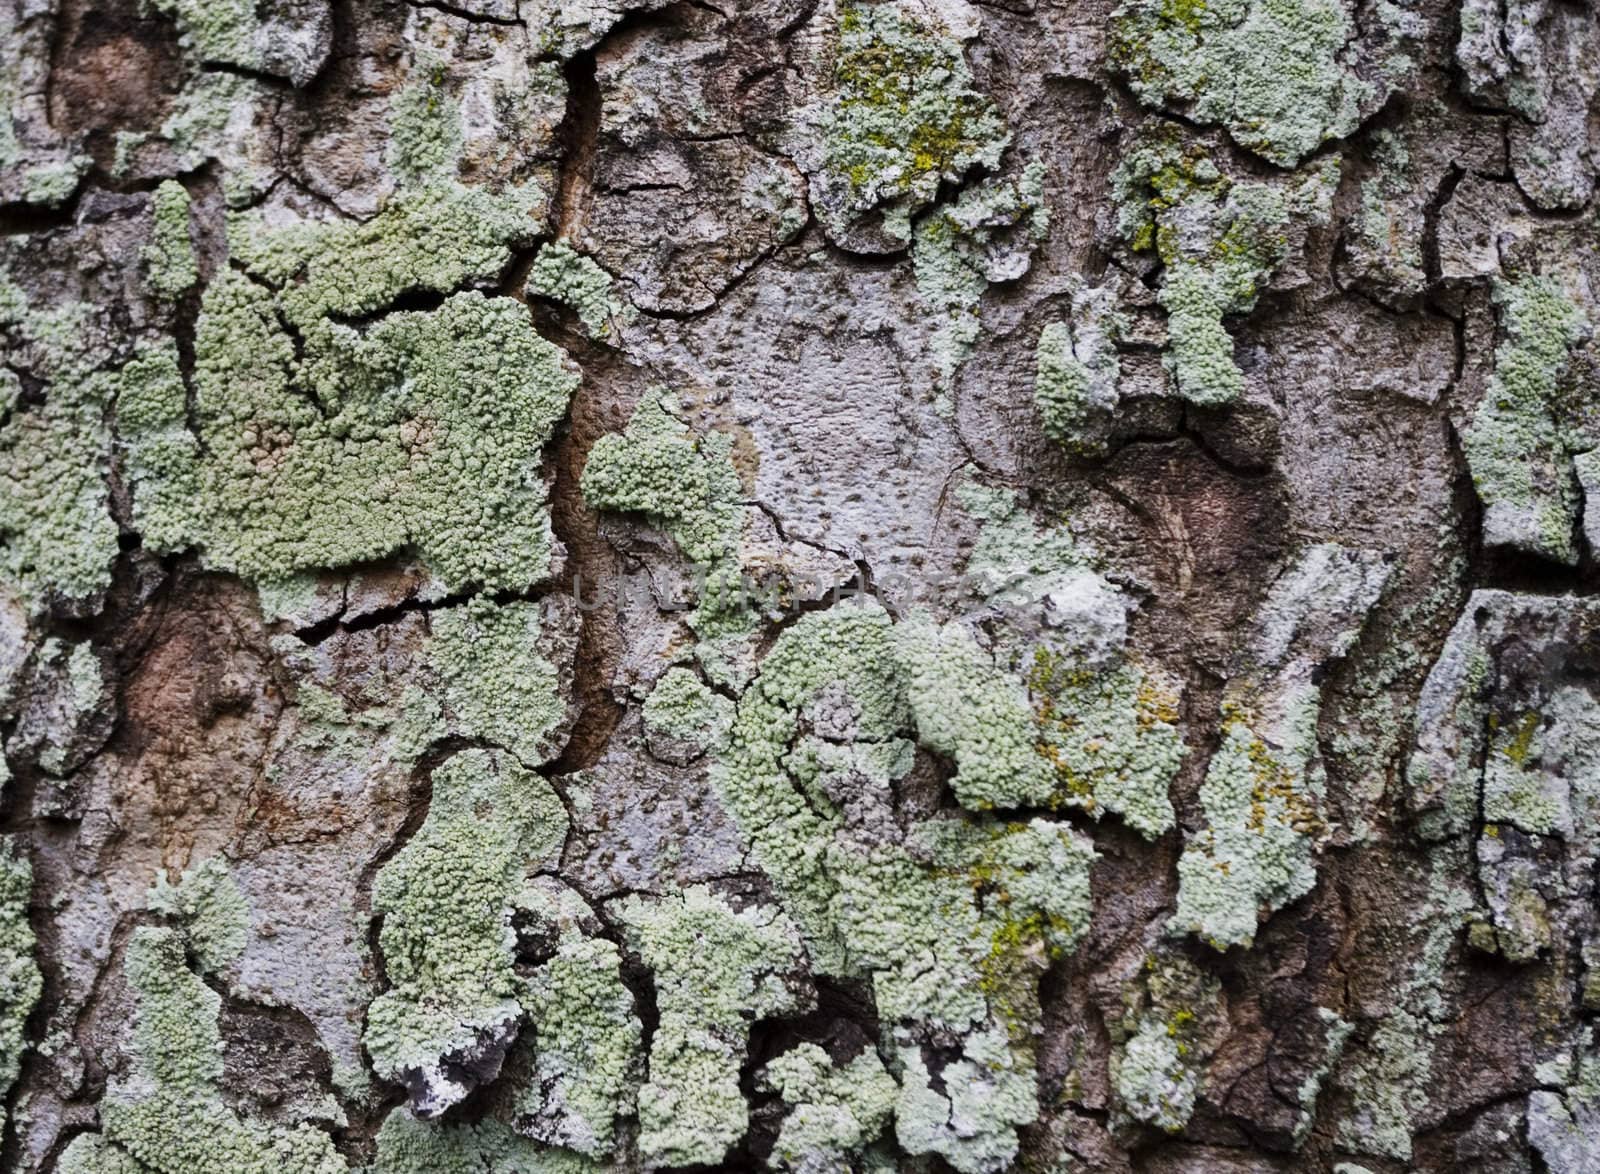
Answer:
2 0 1599 1170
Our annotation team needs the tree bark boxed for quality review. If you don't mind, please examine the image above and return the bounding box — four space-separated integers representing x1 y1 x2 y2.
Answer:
1 0 1598 1169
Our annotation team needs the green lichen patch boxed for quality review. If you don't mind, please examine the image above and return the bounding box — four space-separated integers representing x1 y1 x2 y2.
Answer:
1344 129 1426 303
119 180 565 597
65 925 344 1173
114 72 277 207
122 279 577 593
955 483 1103 619
1334 861 1473 1160
807 2 1009 241
0 291 119 611
228 183 542 327
893 1024 1035 1173
580 392 753 682
1027 647 1184 839
760 1043 897 1171
18 159 90 207
1035 283 1125 458
894 612 1055 810
1111 0 1376 167
1177 541 1385 923
1170 712 1322 949
526 241 635 341
953 484 1185 837
142 181 198 301
615 886 809 1168
0 838 39 1136
1111 137 1338 405
709 603 1098 1170
364 750 569 1115
1461 274 1592 564
147 857 249 975
429 598 568 768
149 0 260 77
388 72 464 185
642 666 733 750
367 1109 604 1173
1109 951 1222 1134
23 635 111 777
511 881 641 1159
1480 709 1565 834
911 165 1048 382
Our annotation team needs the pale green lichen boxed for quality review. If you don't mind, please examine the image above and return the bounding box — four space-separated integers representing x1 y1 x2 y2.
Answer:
709 603 1097 1170
526 241 635 341
364 750 568 1114
1170 708 1321 949
1528 1028 1600 1170
1461 274 1592 564
893 611 1055 809
1115 1027 1194 1133
29 637 109 776
1112 137 1337 405
1111 0 1375 167
0 838 40 1136
615 885 807 1168
121 182 567 595
761 1043 897 1172
147 856 249 975
113 73 275 206
122 276 576 593
1334 860 1473 1159
142 180 198 300
513 882 641 1158
388 71 463 185
912 165 1049 382
367 1109 603 1174
1027 648 1184 839
0 292 119 611
20 159 89 207
61 925 344 1173
1480 709 1565 834
1292 1009 1353 1144
1034 283 1124 458
809 3 1009 240
580 392 753 682
228 183 542 326
1345 129 1425 300
56 1135 147 1174
956 483 1102 617
641 666 732 749
114 337 196 576
893 1024 1036 1172
956 484 1184 838
708 603 917 969
1110 951 1222 1134
149 0 258 75
429 598 567 768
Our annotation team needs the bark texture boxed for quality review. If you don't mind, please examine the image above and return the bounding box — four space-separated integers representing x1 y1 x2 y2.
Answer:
1 0 1599 1169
